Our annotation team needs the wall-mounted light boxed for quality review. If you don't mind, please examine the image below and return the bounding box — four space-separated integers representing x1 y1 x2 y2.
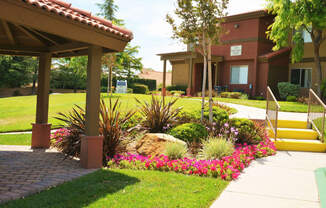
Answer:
234 24 240 29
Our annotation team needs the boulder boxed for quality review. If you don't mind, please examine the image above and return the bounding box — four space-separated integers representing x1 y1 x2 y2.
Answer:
135 133 186 156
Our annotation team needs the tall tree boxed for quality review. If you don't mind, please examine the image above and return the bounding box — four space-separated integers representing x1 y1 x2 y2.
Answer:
267 0 326 95
97 0 124 25
97 0 143 93
167 0 229 123
115 44 143 79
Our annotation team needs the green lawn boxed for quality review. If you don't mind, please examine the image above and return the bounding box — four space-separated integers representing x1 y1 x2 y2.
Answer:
0 93 308 133
0 134 31 145
0 93 202 133
1 169 229 208
213 97 308 113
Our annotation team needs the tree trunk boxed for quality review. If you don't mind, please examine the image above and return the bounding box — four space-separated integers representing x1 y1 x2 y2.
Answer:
32 58 39 95
313 42 322 96
207 41 213 124
201 33 207 122
108 66 113 96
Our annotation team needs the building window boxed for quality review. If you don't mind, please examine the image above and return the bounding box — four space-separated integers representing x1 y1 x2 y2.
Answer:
230 65 248 84
291 69 312 88
302 29 312 43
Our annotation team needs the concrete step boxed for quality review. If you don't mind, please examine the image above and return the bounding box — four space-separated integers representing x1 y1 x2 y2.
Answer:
271 138 326 153
268 128 318 140
277 120 308 129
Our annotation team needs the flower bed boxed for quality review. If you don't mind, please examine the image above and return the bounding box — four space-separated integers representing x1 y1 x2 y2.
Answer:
108 138 276 181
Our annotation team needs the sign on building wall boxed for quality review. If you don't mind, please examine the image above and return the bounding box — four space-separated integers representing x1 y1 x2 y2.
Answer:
230 45 242 56
116 80 127 94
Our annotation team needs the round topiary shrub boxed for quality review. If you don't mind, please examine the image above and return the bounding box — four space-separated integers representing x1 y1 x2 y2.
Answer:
132 83 149 94
169 123 208 143
230 118 263 145
286 95 297 102
194 107 229 126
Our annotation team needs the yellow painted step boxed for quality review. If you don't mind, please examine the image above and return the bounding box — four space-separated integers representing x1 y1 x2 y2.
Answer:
272 138 326 153
277 120 308 129
269 128 318 140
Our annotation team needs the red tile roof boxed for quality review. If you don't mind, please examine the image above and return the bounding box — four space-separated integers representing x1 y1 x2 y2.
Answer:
259 47 291 59
21 0 133 40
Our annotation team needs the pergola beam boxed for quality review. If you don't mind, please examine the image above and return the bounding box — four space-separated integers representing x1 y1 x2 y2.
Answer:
2 20 15 45
28 28 59 46
49 42 89 53
15 24 47 46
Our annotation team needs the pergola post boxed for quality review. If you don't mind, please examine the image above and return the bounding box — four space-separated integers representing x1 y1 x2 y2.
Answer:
81 45 104 169
215 62 218 86
162 59 167 97
31 52 52 149
187 58 193 96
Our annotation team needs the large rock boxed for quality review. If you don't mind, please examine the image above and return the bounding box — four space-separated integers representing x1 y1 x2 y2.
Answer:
136 133 186 156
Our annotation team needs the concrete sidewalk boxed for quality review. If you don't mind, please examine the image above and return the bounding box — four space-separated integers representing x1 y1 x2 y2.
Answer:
220 102 307 121
211 151 326 208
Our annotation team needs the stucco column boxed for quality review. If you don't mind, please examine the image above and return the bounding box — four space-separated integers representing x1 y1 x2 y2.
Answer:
162 59 167 96
81 45 103 169
187 58 193 96
31 52 52 149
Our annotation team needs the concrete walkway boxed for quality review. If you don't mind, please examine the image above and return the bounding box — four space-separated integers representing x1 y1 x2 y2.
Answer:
211 151 326 208
220 102 308 121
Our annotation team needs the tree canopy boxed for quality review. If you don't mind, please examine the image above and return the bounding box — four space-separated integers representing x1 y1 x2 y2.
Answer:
0 56 38 88
267 0 326 93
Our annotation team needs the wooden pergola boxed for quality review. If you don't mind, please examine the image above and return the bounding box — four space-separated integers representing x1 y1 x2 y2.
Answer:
0 0 133 168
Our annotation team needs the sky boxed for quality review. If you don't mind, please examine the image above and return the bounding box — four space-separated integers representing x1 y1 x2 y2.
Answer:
65 0 266 71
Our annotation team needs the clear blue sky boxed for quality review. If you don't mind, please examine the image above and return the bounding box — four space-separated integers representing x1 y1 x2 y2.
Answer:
65 0 265 71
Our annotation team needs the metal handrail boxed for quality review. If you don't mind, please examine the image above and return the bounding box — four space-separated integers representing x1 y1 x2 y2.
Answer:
307 89 326 142
266 86 280 140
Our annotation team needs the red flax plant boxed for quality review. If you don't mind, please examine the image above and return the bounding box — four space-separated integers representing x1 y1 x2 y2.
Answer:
99 98 135 162
136 95 182 133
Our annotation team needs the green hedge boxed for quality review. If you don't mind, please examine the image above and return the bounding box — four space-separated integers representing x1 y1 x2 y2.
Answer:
101 75 157 91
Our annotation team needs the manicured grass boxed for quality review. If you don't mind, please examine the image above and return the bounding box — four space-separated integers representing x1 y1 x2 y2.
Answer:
0 134 31 145
2 169 229 208
0 93 202 133
213 97 308 113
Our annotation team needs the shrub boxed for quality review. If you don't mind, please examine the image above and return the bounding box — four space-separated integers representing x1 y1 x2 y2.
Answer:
212 103 237 115
200 137 235 160
132 84 149 94
277 82 300 100
252 96 265 100
53 105 86 158
220 92 230 98
99 99 135 160
164 142 188 160
230 118 263 145
122 112 143 130
166 85 188 92
194 107 229 126
169 123 208 143
12 90 22 97
286 95 297 102
53 98 134 164
136 95 182 133
321 79 326 100
230 92 242 99
170 90 185 96
101 86 108 93
127 88 133 94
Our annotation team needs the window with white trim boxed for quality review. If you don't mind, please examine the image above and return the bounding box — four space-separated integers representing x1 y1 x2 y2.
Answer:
291 69 312 88
230 65 248 84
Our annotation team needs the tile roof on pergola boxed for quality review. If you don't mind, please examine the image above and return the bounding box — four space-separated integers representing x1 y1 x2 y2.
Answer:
0 0 133 57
